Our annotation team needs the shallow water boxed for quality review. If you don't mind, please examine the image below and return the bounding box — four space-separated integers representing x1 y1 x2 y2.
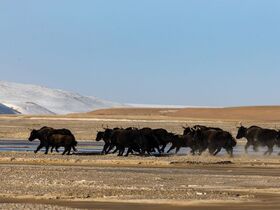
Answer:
0 140 279 156
0 140 103 153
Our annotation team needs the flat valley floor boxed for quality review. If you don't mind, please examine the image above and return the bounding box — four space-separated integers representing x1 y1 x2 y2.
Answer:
0 114 279 209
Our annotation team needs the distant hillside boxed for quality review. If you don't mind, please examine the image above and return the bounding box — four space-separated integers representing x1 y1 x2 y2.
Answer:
76 106 280 121
0 81 123 115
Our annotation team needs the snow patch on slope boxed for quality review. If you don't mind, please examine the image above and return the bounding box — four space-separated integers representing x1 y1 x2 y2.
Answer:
0 81 123 115
2 102 55 115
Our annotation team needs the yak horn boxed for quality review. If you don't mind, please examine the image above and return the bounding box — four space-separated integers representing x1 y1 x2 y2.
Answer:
236 121 242 128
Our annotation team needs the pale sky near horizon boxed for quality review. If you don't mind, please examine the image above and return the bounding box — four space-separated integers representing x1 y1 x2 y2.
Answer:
0 0 280 106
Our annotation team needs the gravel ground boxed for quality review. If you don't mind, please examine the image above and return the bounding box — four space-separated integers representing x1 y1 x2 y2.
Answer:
0 151 279 209
0 203 79 210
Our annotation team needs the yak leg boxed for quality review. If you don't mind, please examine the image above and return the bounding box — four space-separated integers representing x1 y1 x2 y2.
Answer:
161 143 167 153
156 146 162 155
101 143 111 155
198 147 205 155
150 148 156 152
253 144 259 152
44 145 50 154
208 146 216 156
112 148 118 154
143 148 149 155
199 144 207 155
50 146 58 153
101 143 109 155
106 144 115 154
139 147 146 155
213 147 222 156
264 146 273 156
117 147 124 156
190 148 195 155
62 147 68 155
244 142 251 153
111 144 119 154
72 146 77 152
103 143 111 154
105 144 112 154
167 145 175 153
226 147 233 157
55 146 60 153
66 146 71 155
34 143 44 153
175 147 181 154
120 148 126 156
125 147 133 157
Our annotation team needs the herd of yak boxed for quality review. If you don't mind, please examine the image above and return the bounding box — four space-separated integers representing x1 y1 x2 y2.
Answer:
28 124 280 156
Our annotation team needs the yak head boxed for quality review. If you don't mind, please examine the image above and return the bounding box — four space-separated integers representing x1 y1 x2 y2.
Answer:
183 127 192 135
236 126 247 139
96 131 104 141
28 129 39 141
192 127 202 142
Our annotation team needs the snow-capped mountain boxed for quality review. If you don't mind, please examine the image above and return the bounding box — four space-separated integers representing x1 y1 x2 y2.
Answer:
0 81 123 115
0 103 20 114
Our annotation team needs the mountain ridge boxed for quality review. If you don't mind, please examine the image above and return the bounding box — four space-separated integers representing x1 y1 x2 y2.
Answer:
0 81 123 115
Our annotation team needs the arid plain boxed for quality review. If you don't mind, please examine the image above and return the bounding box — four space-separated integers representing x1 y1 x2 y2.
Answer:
0 106 279 209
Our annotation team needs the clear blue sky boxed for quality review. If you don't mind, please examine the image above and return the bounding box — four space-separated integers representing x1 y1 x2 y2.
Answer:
0 0 280 106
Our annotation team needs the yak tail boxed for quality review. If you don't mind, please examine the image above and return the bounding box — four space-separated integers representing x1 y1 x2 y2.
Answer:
71 134 78 152
230 135 237 147
73 139 78 147
72 145 78 152
70 134 78 146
